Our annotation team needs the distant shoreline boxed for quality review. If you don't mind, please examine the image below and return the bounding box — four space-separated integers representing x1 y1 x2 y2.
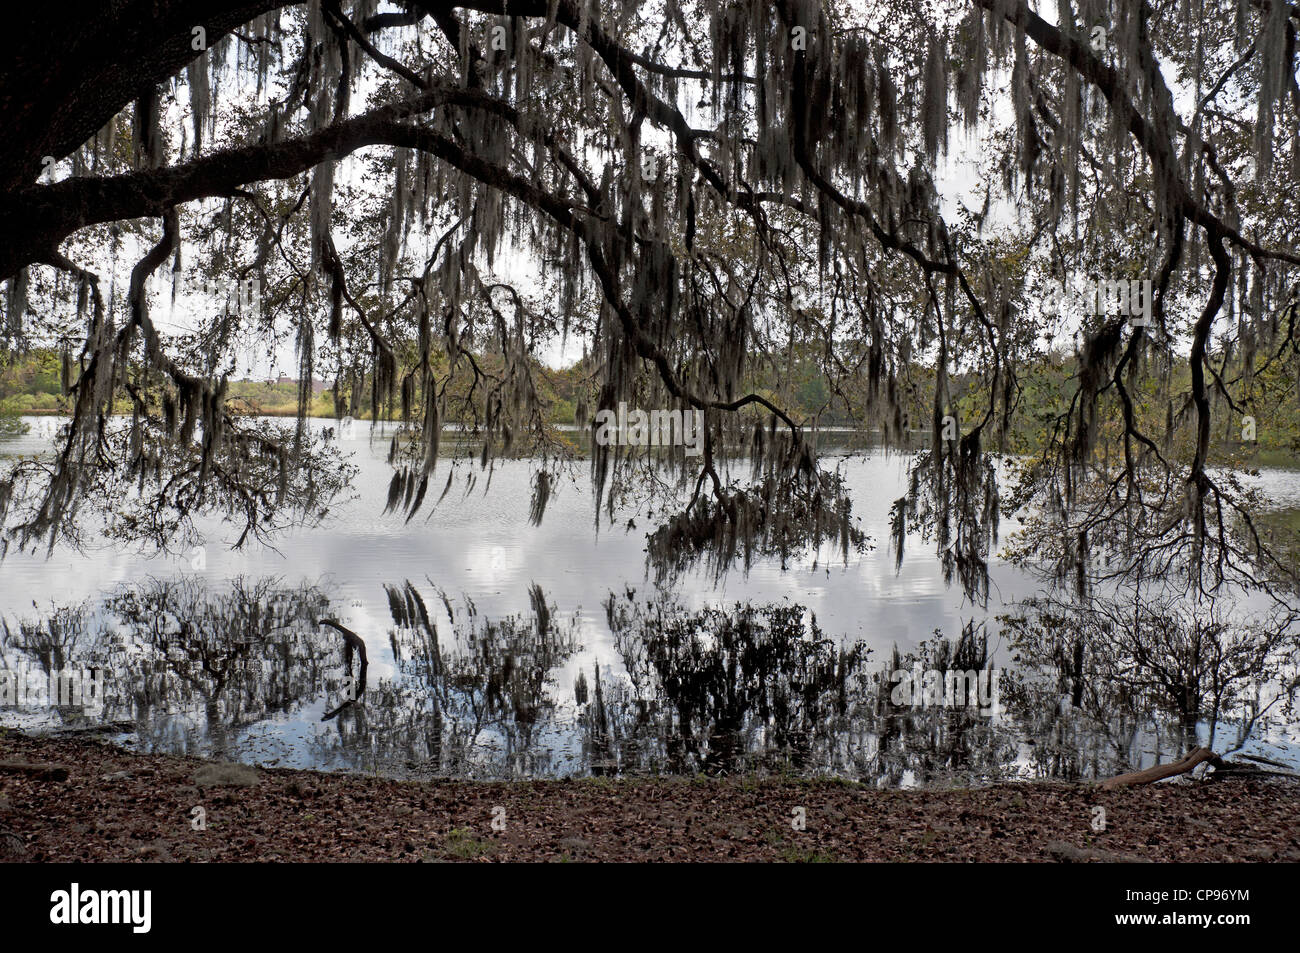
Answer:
8 414 1300 472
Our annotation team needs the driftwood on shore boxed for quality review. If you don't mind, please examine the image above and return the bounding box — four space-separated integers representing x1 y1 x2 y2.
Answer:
51 721 136 736
0 761 70 782
1100 747 1222 790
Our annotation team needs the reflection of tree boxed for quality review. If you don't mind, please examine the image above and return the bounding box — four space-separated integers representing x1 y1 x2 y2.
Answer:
601 593 1022 784
871 623 1018 788
603 592 870 776
0 603 98 725
2 604 92 680
103 576 333 755
1001 584 1300 778
309 580 579 779
1 577 337 749
319 618 368 720
15 575 1278 788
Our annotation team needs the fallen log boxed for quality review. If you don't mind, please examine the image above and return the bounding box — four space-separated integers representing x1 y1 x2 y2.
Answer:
0 761 70 782
52 721 136 736
1237 753 1295 770
1100 746 1221 791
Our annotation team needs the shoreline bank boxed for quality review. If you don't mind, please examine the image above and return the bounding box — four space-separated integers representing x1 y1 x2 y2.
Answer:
2 731 1297 862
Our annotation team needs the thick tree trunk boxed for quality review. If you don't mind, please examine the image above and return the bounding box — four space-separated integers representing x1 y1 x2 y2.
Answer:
0 1 285 192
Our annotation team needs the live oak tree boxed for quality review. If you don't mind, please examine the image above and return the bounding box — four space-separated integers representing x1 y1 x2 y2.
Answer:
1 0 1298 610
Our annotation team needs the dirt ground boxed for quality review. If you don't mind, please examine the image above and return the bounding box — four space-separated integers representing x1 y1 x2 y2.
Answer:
1 730 1297 862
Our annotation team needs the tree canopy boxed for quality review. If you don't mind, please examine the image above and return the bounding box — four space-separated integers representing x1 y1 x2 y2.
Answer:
1 0 1298 606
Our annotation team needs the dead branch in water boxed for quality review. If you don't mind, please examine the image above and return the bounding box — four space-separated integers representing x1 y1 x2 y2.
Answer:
320 619 368 721
320 618 368 666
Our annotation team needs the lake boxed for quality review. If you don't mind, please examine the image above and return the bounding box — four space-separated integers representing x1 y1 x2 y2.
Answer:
2 415 1298 785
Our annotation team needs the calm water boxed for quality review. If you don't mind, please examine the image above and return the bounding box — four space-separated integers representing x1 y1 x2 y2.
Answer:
2 416 1297 785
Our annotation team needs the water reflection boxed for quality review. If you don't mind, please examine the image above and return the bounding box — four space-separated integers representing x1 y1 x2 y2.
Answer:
312 580 581 777
0 419 1023 679
1000 588 1300 780
597 595 1020 784
8 574 1288 784
1 577 333 756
